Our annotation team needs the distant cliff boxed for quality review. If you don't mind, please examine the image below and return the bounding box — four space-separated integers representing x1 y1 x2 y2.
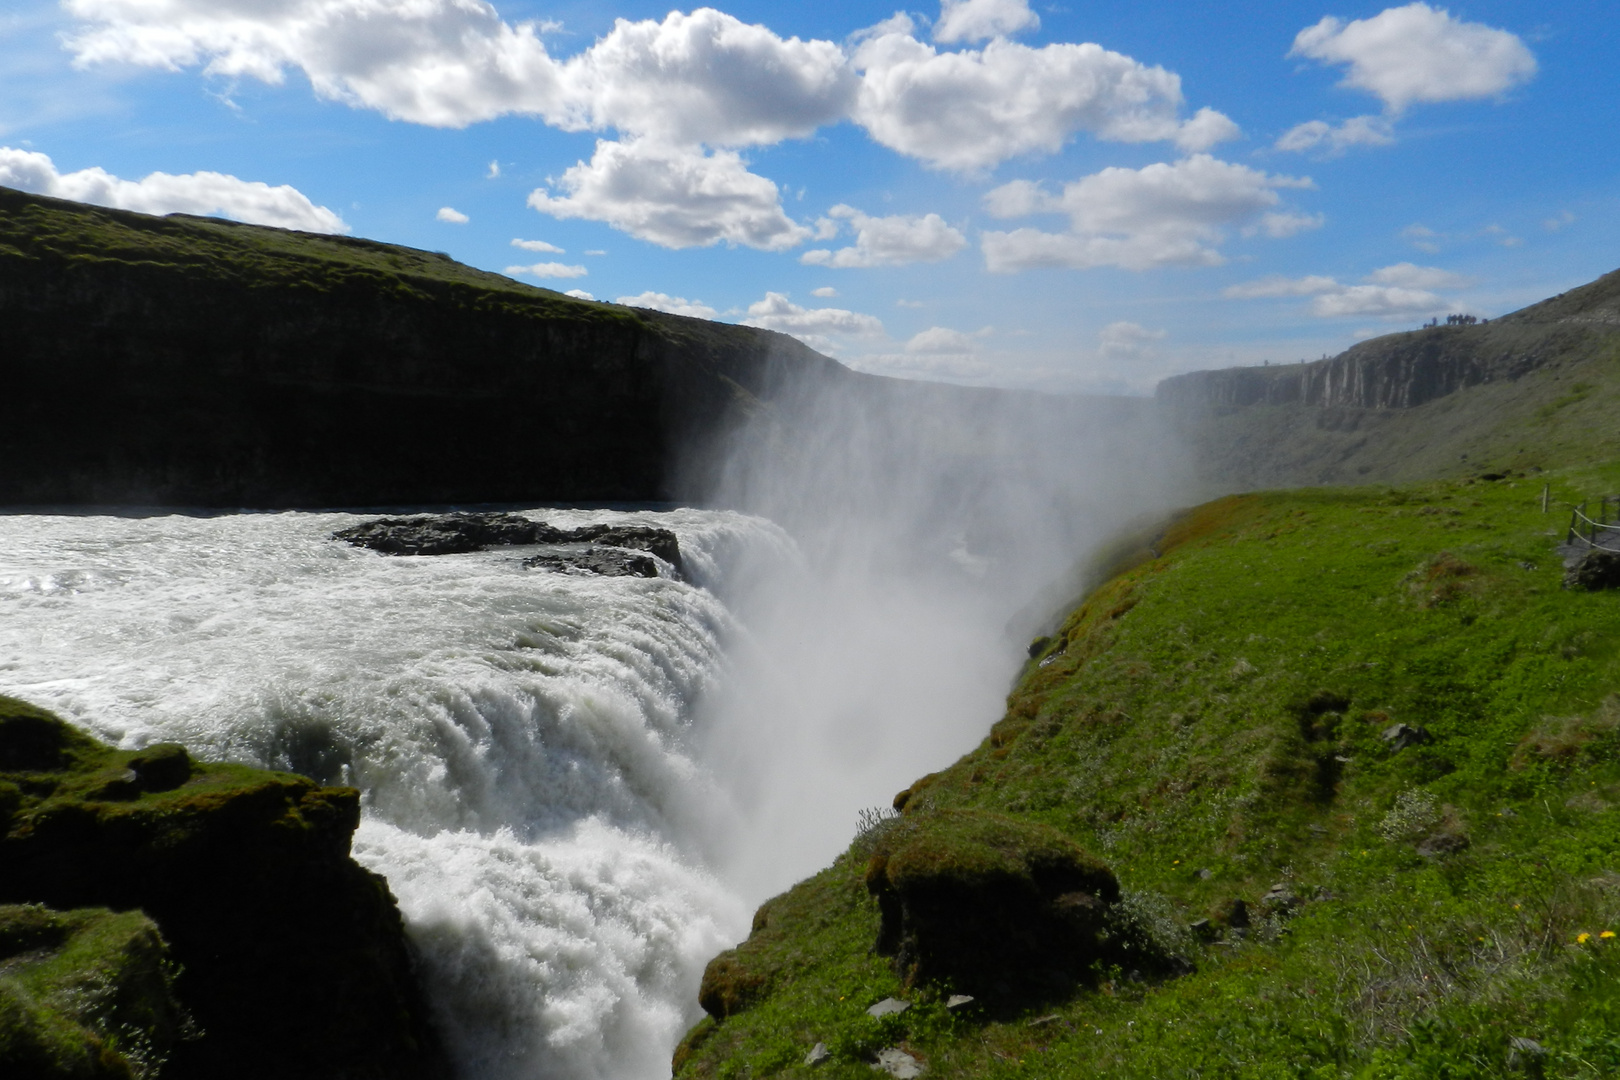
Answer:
1158 267 1620 412
0 186 848 508
1156 267 1620 489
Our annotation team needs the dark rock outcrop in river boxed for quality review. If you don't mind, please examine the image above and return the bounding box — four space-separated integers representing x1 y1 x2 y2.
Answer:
0 696 449 1080
334 511 684 577
523 547 662 578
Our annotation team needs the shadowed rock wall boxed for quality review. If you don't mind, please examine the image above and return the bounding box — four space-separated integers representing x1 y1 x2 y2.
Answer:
0 186 845 508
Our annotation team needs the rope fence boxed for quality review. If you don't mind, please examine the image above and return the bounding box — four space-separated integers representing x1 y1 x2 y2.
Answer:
1565 496 1620 552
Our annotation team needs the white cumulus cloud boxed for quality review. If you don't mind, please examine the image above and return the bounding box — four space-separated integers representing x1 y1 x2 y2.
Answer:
511 237 563 253
615 291 719 319
851 23 1235 171
564 288 595 300
1366 262 1471 289
527 138 810 250
1223 263 1466 318
65 0 566 128
504 261 587 278
550 9 856 147
0 146 347 232
1174 107 1243 153
59 0 1246 234
980 154 1313 272
905 326 980 353
933 0 1039 44
811 286 839 297
1291 3 1536 114
437 206 469 223
62 1 854 145
1274 114 1395 155
800 204 966 268
741 291 884 351
1309 285 1443 318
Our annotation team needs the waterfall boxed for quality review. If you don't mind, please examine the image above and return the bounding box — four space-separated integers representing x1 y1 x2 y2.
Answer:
0 507 785 1079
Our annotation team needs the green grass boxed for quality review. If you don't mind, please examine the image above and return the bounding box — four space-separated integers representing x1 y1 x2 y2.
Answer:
0 694 346 844
0 905 182 1079
0 184 656 336
677 461 1620 1079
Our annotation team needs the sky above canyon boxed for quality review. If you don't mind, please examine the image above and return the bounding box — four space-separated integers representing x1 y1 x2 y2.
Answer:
1 0 1614 392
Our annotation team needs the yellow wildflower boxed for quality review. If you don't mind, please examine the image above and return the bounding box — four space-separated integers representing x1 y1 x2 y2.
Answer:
1577 932 1592 944
1602 931 1616 940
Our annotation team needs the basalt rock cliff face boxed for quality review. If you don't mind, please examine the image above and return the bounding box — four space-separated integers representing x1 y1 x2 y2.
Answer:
1159 268 1620 411
0 186 847 508
1158 267 1620 489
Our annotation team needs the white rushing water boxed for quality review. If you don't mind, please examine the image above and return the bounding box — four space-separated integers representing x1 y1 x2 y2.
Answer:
0 507 788 1080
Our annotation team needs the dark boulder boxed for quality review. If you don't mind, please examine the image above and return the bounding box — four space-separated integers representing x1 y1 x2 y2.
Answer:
562 524 686 577
863 810 1123 993
697 954 768 1020
127 743 192 792
524 548 661 578
1565 548 1620 591
333 512 561 555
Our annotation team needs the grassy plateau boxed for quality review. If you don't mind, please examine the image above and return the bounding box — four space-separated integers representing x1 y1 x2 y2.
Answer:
677 460 1620 1080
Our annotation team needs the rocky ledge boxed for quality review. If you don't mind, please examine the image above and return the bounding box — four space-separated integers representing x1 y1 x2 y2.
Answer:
333 512 684 579
0 697 449 1080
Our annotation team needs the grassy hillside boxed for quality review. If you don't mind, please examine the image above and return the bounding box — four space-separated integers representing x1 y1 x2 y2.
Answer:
1165 270 1620 491
677 461 1620 1079
0 184 612 313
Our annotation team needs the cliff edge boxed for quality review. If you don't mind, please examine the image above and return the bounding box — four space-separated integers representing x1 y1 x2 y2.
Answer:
0 696 449 1079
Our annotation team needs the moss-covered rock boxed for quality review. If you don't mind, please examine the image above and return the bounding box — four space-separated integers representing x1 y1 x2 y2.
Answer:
0 904 182 1079
0 697 449 1080
864 810 1121 993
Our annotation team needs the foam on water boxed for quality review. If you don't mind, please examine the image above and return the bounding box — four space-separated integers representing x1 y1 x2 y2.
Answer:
0 507 784 1078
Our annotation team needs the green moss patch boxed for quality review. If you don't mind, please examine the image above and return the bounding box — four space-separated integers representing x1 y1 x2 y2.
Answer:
0 904 183 1079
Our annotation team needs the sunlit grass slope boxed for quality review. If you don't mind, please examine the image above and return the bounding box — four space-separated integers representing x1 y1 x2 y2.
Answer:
678 461 1620 1079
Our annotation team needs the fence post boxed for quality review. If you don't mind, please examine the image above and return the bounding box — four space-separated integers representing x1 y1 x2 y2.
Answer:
1542 483 1550 513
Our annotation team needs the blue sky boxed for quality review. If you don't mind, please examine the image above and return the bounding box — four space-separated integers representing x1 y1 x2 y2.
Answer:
2 0 1615 393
